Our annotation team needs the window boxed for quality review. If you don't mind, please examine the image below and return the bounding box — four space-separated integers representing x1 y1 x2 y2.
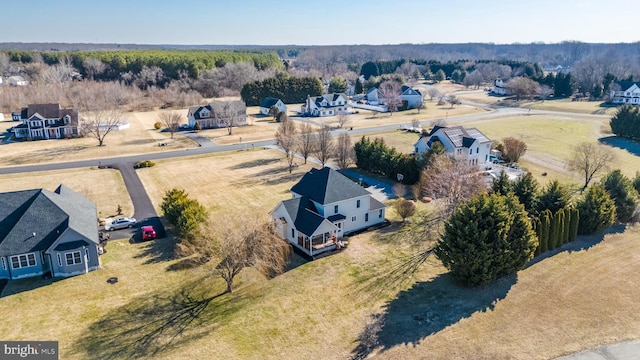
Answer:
57 254 62 267
356 200 361 208
379 209 383 218
476 148 479 154
351 216 356 222
85 248 90 262
10 253 37 269
365 213 369 222
469 148 472 155
1 258 6 270
65 251 82 266
291 229 295 238
334 205 339 214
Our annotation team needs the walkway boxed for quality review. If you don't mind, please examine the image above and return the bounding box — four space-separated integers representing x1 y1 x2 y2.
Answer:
557 341 640 360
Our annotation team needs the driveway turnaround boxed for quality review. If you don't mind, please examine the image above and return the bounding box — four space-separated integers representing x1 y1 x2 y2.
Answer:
557 341 640 360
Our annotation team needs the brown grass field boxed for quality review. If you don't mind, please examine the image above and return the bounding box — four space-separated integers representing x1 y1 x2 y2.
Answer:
1 98 640 359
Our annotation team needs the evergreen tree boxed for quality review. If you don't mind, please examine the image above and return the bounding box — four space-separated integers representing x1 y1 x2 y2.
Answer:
435 69 446 82
355 78 364 94
513 173 540 215
601 170 639 222
577 184 617 235
328 76 348 93
633 171 640 194
537 179 571 214
610 105 640 140
539 210 551 253
568 207 580 242
492 170 513 196
434 193 537 286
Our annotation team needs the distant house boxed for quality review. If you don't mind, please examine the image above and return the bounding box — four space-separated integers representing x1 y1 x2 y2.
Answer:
259 97 287 116
271 167 386 257
0 76 3 86
299 93 349 117
11 103 81 140
401 85 423 109
493 79 509 96
414 125 493 166
610 82 640 105
8 76 28 86
0 184 101 280
187 100 247 129
364 87 379 105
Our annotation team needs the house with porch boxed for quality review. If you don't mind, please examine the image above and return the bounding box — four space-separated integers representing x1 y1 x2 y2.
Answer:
299 93 350 117
0 184 101 280
271 167 386 257
259 97 287 116
187 100 247 129
11 103 80 140
610 82 640 105
414 125 493 167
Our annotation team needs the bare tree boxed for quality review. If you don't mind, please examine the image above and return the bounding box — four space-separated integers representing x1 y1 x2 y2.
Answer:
159 111 183 139
314 126 334 167
213 101 246 135
0 53 9 75
411 118 421 129
297 122 315 164
275 119 299 173
419 154 486 219
82 106 125 146
40 56 78 89
447 95 461 108
394 199 416 223
462 70 484 89
337 112 351 128
378 80 402 115
334 132 355 170
537 85 554 101
427 88 441 101
568 142 618 190
502 137 527 162
82 57 107 80
189 214 291 294
505 77 540 101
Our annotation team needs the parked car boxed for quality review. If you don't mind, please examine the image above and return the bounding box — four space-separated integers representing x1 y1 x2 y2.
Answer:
107 217 136 231
141 225 156 241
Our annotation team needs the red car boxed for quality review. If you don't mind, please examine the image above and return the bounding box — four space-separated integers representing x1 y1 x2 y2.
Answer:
141 225 156 241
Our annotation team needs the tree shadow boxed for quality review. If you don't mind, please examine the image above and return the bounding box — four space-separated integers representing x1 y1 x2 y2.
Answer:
0 276 59 298
527 223 627 268
72 279 256 359
355 273 516 356
132 236 176 265
599 136 640 157
228 157 280 169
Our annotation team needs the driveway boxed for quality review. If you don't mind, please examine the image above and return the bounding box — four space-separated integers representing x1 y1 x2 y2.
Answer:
557 341 640 360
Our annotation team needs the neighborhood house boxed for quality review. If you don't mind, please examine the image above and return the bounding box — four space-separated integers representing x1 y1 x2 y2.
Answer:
414 125 493 166
300 93 349 117
187 100 248 129
610 81 640 105
0 184 101 280
271 167 386 257
492 78 509 95
259 97 287 115
11 103 81 140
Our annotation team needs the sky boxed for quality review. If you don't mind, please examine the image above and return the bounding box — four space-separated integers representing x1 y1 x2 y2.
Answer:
3 0 639 45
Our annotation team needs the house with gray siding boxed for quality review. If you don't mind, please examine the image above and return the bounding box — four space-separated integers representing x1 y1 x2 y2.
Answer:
271 167 386 257
0 184 100 280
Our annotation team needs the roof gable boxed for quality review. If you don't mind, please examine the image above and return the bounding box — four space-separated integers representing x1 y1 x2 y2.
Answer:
281 197 326 237
290 167 370 205
260 97 281 108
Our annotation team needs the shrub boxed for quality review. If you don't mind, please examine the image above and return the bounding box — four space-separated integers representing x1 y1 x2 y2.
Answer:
153 121 162 130
577 184 616 235
601 170 639 222
134 160 155 169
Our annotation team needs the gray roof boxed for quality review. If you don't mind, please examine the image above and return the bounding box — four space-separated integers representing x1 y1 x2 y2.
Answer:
20 103 79 124
291 167 370 205
0 184 98 257
430 126 491 148
281 197 326 237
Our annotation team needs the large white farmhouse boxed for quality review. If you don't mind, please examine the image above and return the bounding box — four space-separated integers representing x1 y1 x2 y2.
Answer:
414 125 493 166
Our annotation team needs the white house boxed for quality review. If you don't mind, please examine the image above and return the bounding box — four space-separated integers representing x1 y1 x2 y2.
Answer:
299 93 349 117
259 97 287 115
610 82 640 105
271 167 386 257
11 103 81 140
8 76 28 86
365 87 379 105
414 125 493 167
187 100 247 129
401 85 423 109
493 79 509 96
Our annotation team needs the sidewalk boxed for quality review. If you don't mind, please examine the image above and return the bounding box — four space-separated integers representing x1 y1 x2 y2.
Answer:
557 341 640 360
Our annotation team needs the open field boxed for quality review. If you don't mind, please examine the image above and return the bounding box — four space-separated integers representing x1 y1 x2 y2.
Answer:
0 166 133 217
2 148 640 359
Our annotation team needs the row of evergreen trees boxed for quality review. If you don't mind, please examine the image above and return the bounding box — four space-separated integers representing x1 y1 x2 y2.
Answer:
353 137 420 185
240 75 323 106
2 49 284 80
532 207 579 256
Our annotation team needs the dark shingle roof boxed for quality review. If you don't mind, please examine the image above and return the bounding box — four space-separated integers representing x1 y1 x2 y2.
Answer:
0 185 97 257
281 197 326 236
291 167 370 205
615 81 640 91
17 104 79 124
54 240 91 251
260 97 280 108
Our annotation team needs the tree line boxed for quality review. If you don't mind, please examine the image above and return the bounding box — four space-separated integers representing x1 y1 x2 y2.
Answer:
240 74 323 106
